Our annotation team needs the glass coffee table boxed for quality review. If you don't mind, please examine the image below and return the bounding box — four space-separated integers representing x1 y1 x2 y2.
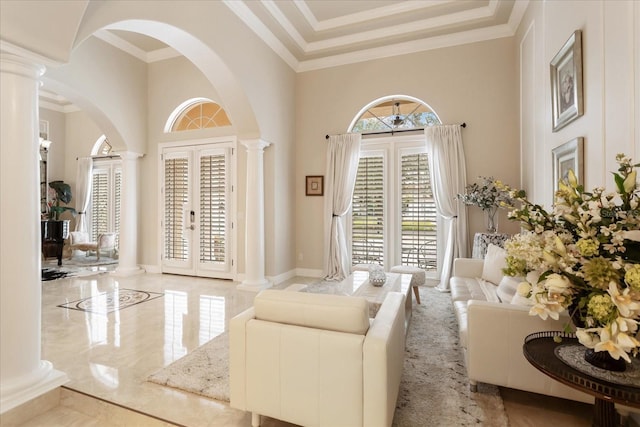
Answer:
296 271 413 333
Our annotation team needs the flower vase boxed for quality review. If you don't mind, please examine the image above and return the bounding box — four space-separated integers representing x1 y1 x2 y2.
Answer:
583 348 626 372
485 207 498 233
570 307 627 372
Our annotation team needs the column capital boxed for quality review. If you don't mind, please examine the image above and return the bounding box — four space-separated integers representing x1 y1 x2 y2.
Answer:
0 53 45 80
241 139 271 151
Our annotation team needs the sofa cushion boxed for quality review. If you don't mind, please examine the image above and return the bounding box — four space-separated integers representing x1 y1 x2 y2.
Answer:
450 277 488 303
481 244 507 285
496 276 521 303
478 279 500 303
254 290 370 335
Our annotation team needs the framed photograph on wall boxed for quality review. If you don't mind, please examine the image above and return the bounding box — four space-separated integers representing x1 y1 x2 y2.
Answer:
550 30 583 132
305 175 324 196
552 137 584 195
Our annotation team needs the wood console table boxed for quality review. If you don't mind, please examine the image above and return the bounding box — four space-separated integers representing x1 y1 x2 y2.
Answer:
523 331 640 427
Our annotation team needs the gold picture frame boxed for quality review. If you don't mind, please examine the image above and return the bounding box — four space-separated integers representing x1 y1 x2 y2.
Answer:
550 30 583 132
305 175 324 196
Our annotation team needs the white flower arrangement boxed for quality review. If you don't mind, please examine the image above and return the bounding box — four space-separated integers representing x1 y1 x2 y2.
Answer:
499 154 640 363
458 176 512 211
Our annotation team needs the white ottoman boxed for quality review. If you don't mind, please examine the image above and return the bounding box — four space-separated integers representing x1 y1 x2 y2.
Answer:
390 265 425 304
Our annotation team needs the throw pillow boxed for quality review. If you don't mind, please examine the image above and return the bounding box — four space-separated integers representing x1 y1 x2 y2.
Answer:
481 244 507 285
511 293 533 306
496 275 522 303
477 278 500 303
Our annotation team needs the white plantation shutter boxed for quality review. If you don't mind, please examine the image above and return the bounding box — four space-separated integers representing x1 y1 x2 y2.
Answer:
401 152 437 270
164 156 189 261
199 153 226 264
352 155 384 265
114 169 122 248
90 171 109 241
89 161 121 248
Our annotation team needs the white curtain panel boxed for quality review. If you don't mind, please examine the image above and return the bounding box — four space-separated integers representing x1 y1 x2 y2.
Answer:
323 133 362 281
74 157 93 232
425 125 469 291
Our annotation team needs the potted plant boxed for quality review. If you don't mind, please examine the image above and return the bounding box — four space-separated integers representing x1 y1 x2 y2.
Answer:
47 180 76 220
458 176 512 233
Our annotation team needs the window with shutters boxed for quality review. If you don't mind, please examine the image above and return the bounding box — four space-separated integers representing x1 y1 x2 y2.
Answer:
352 154 385 265
90 160 121 248
400 152 437 270
160 141 235 279
164 156 190 261
351 141 437 271
349 96 441 273
199 154 226 263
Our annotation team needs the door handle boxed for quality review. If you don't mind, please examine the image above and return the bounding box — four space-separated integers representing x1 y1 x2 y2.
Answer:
189 210 195 230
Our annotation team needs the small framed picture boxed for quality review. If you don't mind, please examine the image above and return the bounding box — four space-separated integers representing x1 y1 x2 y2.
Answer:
550 30 583 132
552 137 584 195
305 175 324 196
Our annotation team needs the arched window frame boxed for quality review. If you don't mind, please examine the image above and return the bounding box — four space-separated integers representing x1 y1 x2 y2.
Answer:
348 95 441 134
164 97 231 133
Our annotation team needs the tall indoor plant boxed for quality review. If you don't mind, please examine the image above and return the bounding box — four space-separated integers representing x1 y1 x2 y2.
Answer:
48 180 76 220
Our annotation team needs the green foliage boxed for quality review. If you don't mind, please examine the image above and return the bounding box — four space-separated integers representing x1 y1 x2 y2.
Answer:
48 181 76 220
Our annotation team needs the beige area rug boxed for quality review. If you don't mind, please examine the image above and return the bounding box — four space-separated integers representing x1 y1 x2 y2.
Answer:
147 287 508 426
147 332 230 402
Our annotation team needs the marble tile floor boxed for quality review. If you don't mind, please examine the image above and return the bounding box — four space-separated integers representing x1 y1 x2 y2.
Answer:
2 271 612 426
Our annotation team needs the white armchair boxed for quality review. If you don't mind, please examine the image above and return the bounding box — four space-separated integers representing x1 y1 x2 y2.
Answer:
69 231 117 260
230 289 406 427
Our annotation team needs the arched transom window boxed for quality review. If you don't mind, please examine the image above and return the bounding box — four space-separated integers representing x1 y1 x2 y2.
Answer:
350 96 440 133
166 98 232 132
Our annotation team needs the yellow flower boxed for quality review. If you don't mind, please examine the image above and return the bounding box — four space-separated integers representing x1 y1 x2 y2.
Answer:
576 238 600 257
625 265 640 291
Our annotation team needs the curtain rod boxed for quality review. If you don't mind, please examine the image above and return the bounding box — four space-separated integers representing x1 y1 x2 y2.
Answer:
325 122 466 139
76 155 121 160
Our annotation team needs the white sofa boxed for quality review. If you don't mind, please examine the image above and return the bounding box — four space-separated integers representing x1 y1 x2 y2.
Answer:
449 245 592 404
230 289 406 427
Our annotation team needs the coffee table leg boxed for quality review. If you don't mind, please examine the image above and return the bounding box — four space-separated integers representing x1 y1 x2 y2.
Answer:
593 398 618 427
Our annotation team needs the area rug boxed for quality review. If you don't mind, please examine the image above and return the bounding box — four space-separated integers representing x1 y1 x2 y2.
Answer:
41 266 108 282
58 288 164 314
147 332 230 402
393 287 509 426
145 288 509 426
46 255 118 267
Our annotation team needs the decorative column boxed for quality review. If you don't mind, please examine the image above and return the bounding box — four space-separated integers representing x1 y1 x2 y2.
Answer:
114 151 144 276
238 139 271 291
0 53 67 413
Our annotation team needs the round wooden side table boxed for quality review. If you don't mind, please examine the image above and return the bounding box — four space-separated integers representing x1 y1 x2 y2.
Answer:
523 331 640 427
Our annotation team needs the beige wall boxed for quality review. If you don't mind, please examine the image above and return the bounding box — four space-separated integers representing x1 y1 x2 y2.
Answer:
517 0 640 207
295 38 521 273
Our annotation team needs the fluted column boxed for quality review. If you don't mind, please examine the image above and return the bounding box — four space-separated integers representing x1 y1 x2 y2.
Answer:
114 151 144 276
238 139 271 291
0 53 67 413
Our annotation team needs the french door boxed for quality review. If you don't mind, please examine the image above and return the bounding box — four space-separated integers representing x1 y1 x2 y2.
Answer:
160 140 236 279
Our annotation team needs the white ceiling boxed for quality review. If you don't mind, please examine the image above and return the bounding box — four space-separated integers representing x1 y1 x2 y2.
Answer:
96 0 528 72
43 0 528 110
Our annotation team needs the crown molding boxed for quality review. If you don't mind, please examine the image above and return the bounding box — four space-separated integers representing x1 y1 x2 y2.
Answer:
222 0 299 70
297 23 514 73
293 0 453 32
93 29 180 64
0 40 62 68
